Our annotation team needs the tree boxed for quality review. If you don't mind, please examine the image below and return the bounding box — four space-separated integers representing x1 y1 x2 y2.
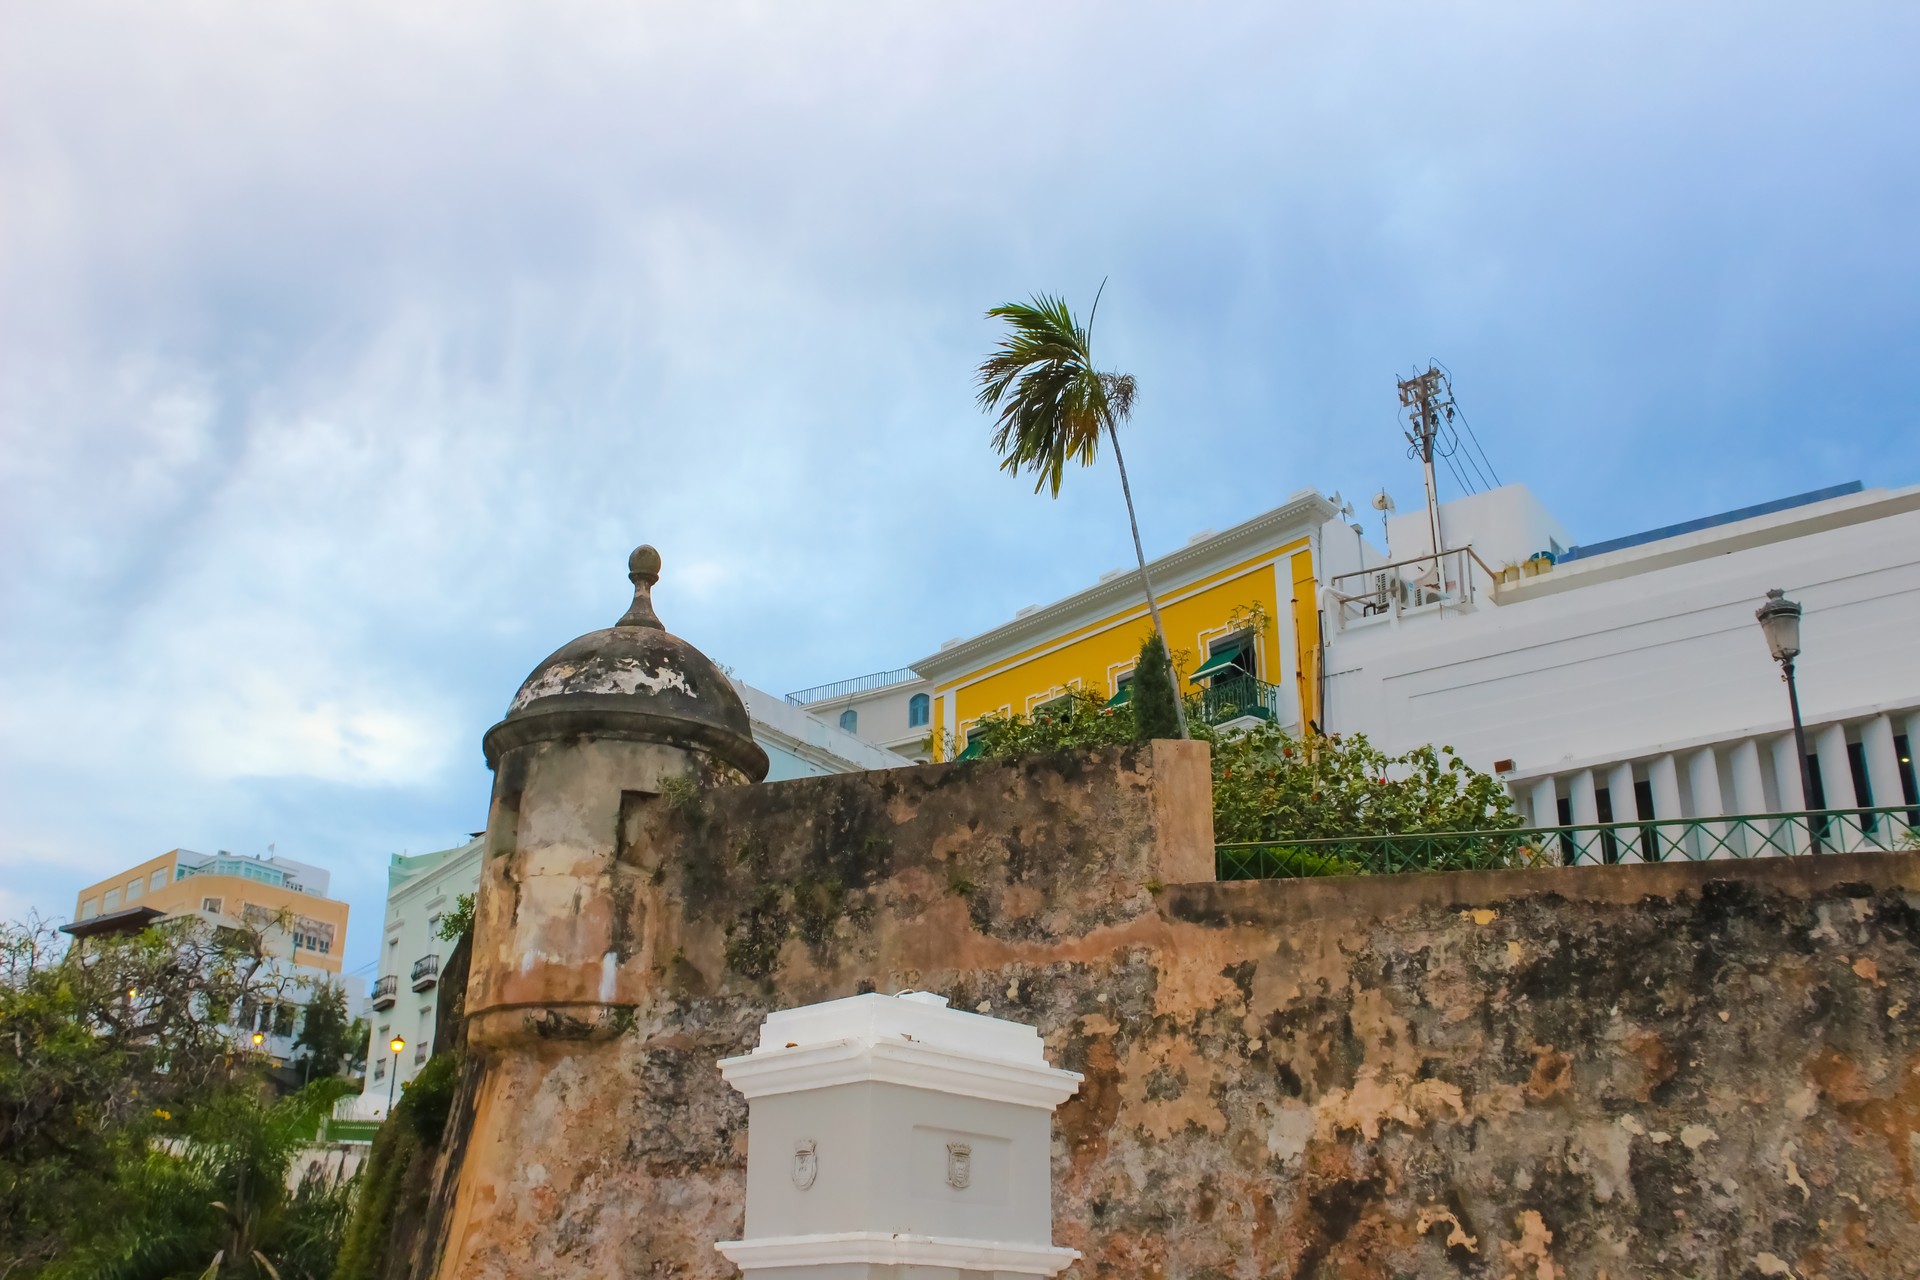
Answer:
50 1078 355 1280
292 982 354 1081
1130 633 1180 742
976 286 1188 740
0 915 321 1275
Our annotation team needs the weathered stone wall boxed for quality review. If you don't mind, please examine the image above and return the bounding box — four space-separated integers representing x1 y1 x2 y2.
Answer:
433 745 1920 1279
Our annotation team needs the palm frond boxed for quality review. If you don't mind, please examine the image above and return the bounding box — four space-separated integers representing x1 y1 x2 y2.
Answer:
976 293 1116 495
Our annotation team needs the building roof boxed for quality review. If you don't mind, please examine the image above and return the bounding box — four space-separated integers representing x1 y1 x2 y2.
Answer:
60 905 165 939
1559 482 1863 563
912 489 1337 683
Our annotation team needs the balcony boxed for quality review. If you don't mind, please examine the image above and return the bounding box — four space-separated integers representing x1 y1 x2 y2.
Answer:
410 954 440 992
1198 673 1284 727
371 974 398 1010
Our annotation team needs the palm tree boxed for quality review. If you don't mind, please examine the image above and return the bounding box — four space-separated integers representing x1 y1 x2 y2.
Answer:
976 285 1189 739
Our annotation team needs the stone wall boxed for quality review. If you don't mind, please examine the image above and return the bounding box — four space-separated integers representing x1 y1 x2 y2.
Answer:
431 744 1920 1279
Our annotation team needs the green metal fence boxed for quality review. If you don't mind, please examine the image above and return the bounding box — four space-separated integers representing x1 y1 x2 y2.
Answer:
1216 806 1920 880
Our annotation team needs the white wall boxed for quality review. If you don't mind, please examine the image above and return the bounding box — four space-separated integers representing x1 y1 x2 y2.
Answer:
1385 484 1574 571
790 677 934 761
1325 485 1920 839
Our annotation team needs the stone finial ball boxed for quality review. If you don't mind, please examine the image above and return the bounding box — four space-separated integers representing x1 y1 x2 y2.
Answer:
629 544 661 580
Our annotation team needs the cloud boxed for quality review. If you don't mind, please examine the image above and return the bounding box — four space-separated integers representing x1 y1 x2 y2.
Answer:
2 0 1916 974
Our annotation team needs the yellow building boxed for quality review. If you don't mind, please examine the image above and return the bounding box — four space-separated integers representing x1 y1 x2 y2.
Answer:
913 491 1338 759
70 848 349 978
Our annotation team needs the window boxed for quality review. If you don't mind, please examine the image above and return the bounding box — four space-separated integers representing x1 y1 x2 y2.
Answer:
839 709 858 733
126 878 142 902
1034 693 1075 722
273 1004 296 1037
908 694 930 728
80 898 98 920
202 897 223 914
373 1060 385 1081
150 870 167 892
103 889 120 911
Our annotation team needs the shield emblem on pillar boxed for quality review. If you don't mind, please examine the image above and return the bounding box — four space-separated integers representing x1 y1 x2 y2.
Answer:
792 1139 818 1190
946 1142 972 1190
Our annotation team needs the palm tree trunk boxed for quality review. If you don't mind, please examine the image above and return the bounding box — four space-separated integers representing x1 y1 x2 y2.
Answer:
1106 423 1189 739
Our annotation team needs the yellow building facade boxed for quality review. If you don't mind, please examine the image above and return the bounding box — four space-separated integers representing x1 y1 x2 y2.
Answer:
915 492 1337 759
72 848 349 977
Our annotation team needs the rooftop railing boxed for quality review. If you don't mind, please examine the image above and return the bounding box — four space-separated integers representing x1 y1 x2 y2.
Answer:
785 668 921 706
1217 806 1920 881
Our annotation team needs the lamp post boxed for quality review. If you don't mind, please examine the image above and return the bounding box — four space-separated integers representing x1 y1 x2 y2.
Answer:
1756 588 1817 848
387 1036 406 1114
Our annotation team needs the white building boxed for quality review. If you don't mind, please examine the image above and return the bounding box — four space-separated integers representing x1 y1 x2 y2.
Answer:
782 669 934 763
348 681 914 1117
1321 479 1920 850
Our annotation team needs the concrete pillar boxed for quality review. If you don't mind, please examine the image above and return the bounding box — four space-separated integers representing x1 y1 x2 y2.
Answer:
1566 770 1599 863
1606 761 1642 864
1529 777 1559 831
717 992 1082 1280
1685 747 1728 859
1648 754 1685 862
1770 734 1812 855
1814 723 1856 851
1728 739 1768 857
1861 715 1902 847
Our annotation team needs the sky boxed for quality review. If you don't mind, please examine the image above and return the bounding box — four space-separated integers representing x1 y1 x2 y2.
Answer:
3 1 1917 981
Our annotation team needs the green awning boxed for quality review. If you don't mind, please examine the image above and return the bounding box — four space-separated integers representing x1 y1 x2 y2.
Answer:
1188 651 1247 683
1105 685 1132 708
956 738 985 761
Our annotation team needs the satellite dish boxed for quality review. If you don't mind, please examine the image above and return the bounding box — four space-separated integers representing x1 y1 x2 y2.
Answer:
1371 489 1396 513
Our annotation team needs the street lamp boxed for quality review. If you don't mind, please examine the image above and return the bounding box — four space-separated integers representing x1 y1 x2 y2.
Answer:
387 1036 406 1114
1756 588 1817 843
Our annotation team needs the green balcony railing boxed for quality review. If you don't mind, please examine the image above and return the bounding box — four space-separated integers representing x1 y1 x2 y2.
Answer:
1198 673 1284 726
1216 806 1920 881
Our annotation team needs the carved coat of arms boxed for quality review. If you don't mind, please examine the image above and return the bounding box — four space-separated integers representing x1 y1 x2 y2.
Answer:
792 1139 818 1190
945 1142 971 1190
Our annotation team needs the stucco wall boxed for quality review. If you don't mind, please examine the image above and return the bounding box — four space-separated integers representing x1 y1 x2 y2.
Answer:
433 745 1920 1279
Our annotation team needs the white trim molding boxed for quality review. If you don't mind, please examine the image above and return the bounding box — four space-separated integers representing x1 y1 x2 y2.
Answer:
716 1231 1079 1276
718 1035 1083 1109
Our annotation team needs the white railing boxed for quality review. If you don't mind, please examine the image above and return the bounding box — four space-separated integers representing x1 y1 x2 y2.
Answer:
1328 546 1501 627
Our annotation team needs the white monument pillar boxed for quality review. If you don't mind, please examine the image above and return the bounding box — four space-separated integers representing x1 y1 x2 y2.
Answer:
716 991 1083 1280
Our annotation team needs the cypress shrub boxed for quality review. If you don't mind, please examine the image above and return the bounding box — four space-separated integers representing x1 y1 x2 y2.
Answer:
1131 633 1180 742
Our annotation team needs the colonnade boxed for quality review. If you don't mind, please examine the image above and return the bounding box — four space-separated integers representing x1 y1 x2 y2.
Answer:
1519 709 1919 862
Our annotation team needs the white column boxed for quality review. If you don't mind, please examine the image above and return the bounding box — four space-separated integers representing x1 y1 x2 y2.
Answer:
1728 739 1768 857
1565 770 1599 864
1814 723 1856 851
1770 733 1812 855
1648 754 1685 862
1529 777 1559 830
1685 747 1728 859
1606 762 1641 864
1861 715 1902 847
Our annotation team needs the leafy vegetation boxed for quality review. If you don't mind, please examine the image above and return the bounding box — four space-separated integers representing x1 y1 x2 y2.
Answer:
1129 634 1180 742
966 693 1520 869
435 894 474 944
0 915 360 1277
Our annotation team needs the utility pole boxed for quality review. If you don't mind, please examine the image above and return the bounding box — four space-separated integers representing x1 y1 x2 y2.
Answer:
1397 365 1453 586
